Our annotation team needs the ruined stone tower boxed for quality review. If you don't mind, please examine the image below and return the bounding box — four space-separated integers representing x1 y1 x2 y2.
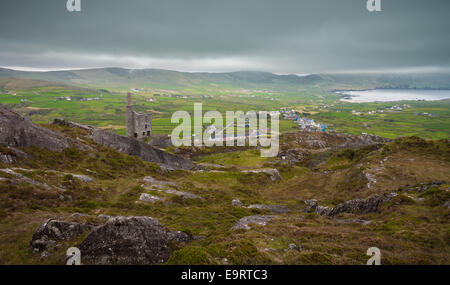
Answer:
126 93 152 140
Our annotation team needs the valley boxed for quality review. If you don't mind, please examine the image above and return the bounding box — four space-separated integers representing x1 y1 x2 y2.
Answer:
0 69 449 265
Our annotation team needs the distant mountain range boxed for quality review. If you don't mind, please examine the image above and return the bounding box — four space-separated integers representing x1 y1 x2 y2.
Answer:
1 67 450 91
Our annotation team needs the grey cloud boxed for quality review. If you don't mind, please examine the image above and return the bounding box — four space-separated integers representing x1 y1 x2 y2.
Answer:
0 0 449 73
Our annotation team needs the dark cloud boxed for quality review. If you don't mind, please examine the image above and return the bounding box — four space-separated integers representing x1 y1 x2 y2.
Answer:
0 0 449 73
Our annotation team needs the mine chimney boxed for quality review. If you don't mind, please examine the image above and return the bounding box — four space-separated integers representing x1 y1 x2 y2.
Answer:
127 92 132 107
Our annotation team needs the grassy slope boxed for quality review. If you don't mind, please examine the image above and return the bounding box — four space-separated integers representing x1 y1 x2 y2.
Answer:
0 124 448 265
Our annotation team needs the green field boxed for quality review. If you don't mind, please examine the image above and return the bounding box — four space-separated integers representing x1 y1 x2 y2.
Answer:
0 82 449 140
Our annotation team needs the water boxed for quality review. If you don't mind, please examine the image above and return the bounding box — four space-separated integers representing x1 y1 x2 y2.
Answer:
336 89 450 103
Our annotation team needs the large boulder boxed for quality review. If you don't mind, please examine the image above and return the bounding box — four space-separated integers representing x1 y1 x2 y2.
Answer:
0 104 70 152
78 216 188 265
30 219 88 253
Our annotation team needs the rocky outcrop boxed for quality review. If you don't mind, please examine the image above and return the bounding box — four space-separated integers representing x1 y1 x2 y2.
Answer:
53 118 94 132
0 146 30 164
231 215 276 230
328 195 383 216
30 219 88 253
92 128 195 170
248 204 289 214
242 168 282 181
277 149 309 164
0 153 15 164
52 118 196 170
0 168 51 189
143 176 203 200
287 131 389 152
139 193 164 203
0 104 70 152
78 216 187 265
148 134 173 149
304 195 383 217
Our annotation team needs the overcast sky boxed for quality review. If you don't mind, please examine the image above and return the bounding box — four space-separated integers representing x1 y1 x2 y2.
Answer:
0 0 449 74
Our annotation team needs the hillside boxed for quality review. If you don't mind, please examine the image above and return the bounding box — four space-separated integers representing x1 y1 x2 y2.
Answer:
1 67 450 91
0 105 448 265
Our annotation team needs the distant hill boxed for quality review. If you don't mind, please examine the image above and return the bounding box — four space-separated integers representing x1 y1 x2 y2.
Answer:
0 78 66 90
0 67 450 91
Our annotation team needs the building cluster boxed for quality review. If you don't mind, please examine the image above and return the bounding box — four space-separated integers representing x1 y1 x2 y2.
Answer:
55 96 100 102
280 108 327 132
351 104 411 116
296 117 327 132
415 112 436 117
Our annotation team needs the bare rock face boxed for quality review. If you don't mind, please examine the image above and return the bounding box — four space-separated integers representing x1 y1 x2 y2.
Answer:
148 134 173 149
0 104 70 152
91 128 196 170
30 219 88 253
78 216 181 265
52 118 196 170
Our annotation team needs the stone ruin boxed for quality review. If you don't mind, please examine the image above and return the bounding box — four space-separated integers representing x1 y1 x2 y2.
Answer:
126 93 152 140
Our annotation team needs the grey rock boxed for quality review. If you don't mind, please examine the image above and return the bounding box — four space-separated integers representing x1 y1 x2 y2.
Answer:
231 215 276 230
197 163 225 169
328 195 383 217
0 153 15 164
304 199 318 213
162 188 202 200
79 216 175 265
248 204 289 214
143 176 177 187
70 174 95 183
97 214 113 220
305 195 383 217
143 178 202 200
315 205 333 216
70 213 91 218
287 243 301 251
232 199 243 207
30 219 88 252
91 128 196 170
54 118 195 170
0 168 51 190
139 193 164 203
167 230 192 243
148 134 173 149
0 104 78 152
384 192 398 202
53 118 94 132
0 147 30 164
335 219 371 226
443 201 450 209
242 168 282 181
